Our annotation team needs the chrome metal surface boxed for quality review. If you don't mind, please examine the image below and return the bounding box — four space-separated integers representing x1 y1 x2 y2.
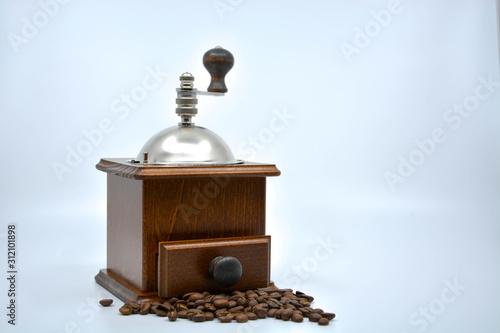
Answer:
136 125 238 165
176 72 198 126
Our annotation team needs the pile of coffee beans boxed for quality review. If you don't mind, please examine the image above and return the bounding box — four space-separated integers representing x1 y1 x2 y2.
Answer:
102 288 335 326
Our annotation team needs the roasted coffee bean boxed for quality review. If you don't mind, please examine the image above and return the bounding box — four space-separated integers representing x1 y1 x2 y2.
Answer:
299 299 311 307
284 304 296 310
253 302 269 310
212 294 228 301
236 297 248 307
267 299 281 309
192 312 206 322
167 310 177 321
246 291 258 299
248 298 258 307
99 299 113 306
291 313 303 322
155 308 168 317
322 312 336 320
267 308 277 317
309 313 322 322
228 300 237 308
218 313 234 323
187 301 195 308
119 306 133 315
274 309 284 319
281 309 293 321
228 306 244 313
235 313 248 323
187 309 202 320
246 312 258 320
255 290 268 296
139 303 151 315
177 310 188 318
213 299 229 309
175 303 188 312
295 290 305 296
215 308 228 316
289 300 302 308
202 291 210 297
125 301 141 313
204 294 214 303
254 307 268 318
302 295 314 302
256 295 267 303
204 303 216 312
318 317 329 326
269 292 281 299
194 299 206 307
232 291 245 297
189 293 205 302
168 297 178 305
182 292 194 300
280 297 291 305
205 312 215 321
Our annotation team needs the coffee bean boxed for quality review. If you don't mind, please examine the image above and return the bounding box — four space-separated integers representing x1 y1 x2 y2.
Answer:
218 313 234 323
236 297 248 307
204 303 216 312
267 299 281 309
187 309 202 320
309 313 322 322
281 309 294 321
205 312 215 321
254 307 268 318
202 291 211 297
125 301 140 314
311 308 324 314
192 312 206 322
139 303 151 315
291 313 303 323
119 306 133 315
322 312 336 320
235 314 248 323
268 308 277 317
168 297 178 305
248 298 258 307
275 309 284 319
99 299 113 306
302 295 314 302
194 299 206 307
213 299 229 309
167 310 177 321
246 312 258 320
177 310 188 318
284 304 296 310
318 317 329 326
189 293 205 302
155 308 168 317
228 306 244 313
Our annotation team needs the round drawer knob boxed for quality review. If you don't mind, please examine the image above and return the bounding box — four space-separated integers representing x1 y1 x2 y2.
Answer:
208 256 242 287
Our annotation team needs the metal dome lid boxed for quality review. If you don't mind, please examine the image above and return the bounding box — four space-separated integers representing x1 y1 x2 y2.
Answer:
134 47 239 166
136 125 238 165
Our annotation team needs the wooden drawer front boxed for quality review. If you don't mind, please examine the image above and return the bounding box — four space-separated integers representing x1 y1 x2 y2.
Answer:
158 236 270 297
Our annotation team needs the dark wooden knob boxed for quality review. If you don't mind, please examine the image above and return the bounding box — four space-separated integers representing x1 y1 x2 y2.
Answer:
208 256 242 287
203 46 234 93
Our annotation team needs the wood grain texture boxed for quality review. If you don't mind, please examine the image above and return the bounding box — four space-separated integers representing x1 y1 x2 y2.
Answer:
158 236 270 297
141 176 267 290
95 269 163 303
96 158 281 180
99 160 279 293
107 174 144 290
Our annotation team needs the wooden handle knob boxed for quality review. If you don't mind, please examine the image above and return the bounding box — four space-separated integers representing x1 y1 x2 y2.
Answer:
208 256 242 287
203 46 234 93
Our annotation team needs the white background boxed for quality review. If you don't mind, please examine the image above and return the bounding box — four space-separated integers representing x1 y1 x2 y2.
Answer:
1 0 499 332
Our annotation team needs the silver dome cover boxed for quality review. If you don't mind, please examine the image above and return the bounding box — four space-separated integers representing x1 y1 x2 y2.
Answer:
136 125 238 165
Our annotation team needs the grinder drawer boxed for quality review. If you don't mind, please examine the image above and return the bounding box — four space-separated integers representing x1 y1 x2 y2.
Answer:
158 235 270 297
